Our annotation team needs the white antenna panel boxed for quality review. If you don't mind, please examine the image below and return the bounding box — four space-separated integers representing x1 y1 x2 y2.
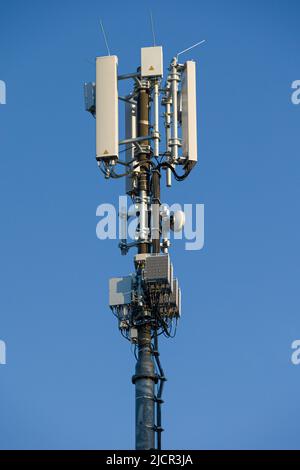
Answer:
181 60 197 166
109 276 132 306
96 55 119 160
141 46 163 77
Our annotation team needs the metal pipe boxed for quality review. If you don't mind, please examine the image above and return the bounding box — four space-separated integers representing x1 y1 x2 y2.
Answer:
165 95 172 187
163 81 172 187
151 169 161 254
153 81 159 158
170 58 179 161
139 189 147 241
134 84 155 450
134 324 156 450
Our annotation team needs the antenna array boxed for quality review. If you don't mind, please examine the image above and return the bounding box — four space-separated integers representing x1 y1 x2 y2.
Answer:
84 43 201 450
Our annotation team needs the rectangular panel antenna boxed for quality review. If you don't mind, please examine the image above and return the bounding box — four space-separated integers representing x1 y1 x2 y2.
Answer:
181 60 197 166
96 55 119 160
109 276 132 306
141 46 163 77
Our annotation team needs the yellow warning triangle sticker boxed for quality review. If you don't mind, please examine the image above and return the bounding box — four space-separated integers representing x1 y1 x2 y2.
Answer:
149 65 155 71
103 150 109 155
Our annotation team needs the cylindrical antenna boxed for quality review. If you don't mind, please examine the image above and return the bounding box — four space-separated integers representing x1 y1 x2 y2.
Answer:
100 19 111 56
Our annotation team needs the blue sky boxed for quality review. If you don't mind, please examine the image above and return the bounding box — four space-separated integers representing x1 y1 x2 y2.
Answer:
0 0 300 450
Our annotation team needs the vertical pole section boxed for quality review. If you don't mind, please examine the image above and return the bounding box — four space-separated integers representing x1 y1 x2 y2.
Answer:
170 58 179 161
134 324 156 450
134 84 156 450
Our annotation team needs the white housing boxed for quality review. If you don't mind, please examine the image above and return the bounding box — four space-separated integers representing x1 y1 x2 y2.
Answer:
181 60 197 166
96 55 119 160
141 46 163 78
109 276 132 307
171 210 186 232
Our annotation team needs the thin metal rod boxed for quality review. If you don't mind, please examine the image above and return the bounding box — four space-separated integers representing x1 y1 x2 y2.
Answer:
99 20 110 56
118 72 140 81
149 10 156 46
119 95 137 104
177 39 206 59
119 135 152 146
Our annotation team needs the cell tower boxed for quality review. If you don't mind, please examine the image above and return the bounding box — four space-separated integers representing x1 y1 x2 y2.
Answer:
84 40 200 450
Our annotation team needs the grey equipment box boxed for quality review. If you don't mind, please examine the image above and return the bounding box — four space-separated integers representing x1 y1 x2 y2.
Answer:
169 279 181 317
84 82 96 115
109 276 132 307
144 254 172 292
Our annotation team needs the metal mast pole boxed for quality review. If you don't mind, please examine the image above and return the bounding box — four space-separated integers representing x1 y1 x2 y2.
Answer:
133 84 156 450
